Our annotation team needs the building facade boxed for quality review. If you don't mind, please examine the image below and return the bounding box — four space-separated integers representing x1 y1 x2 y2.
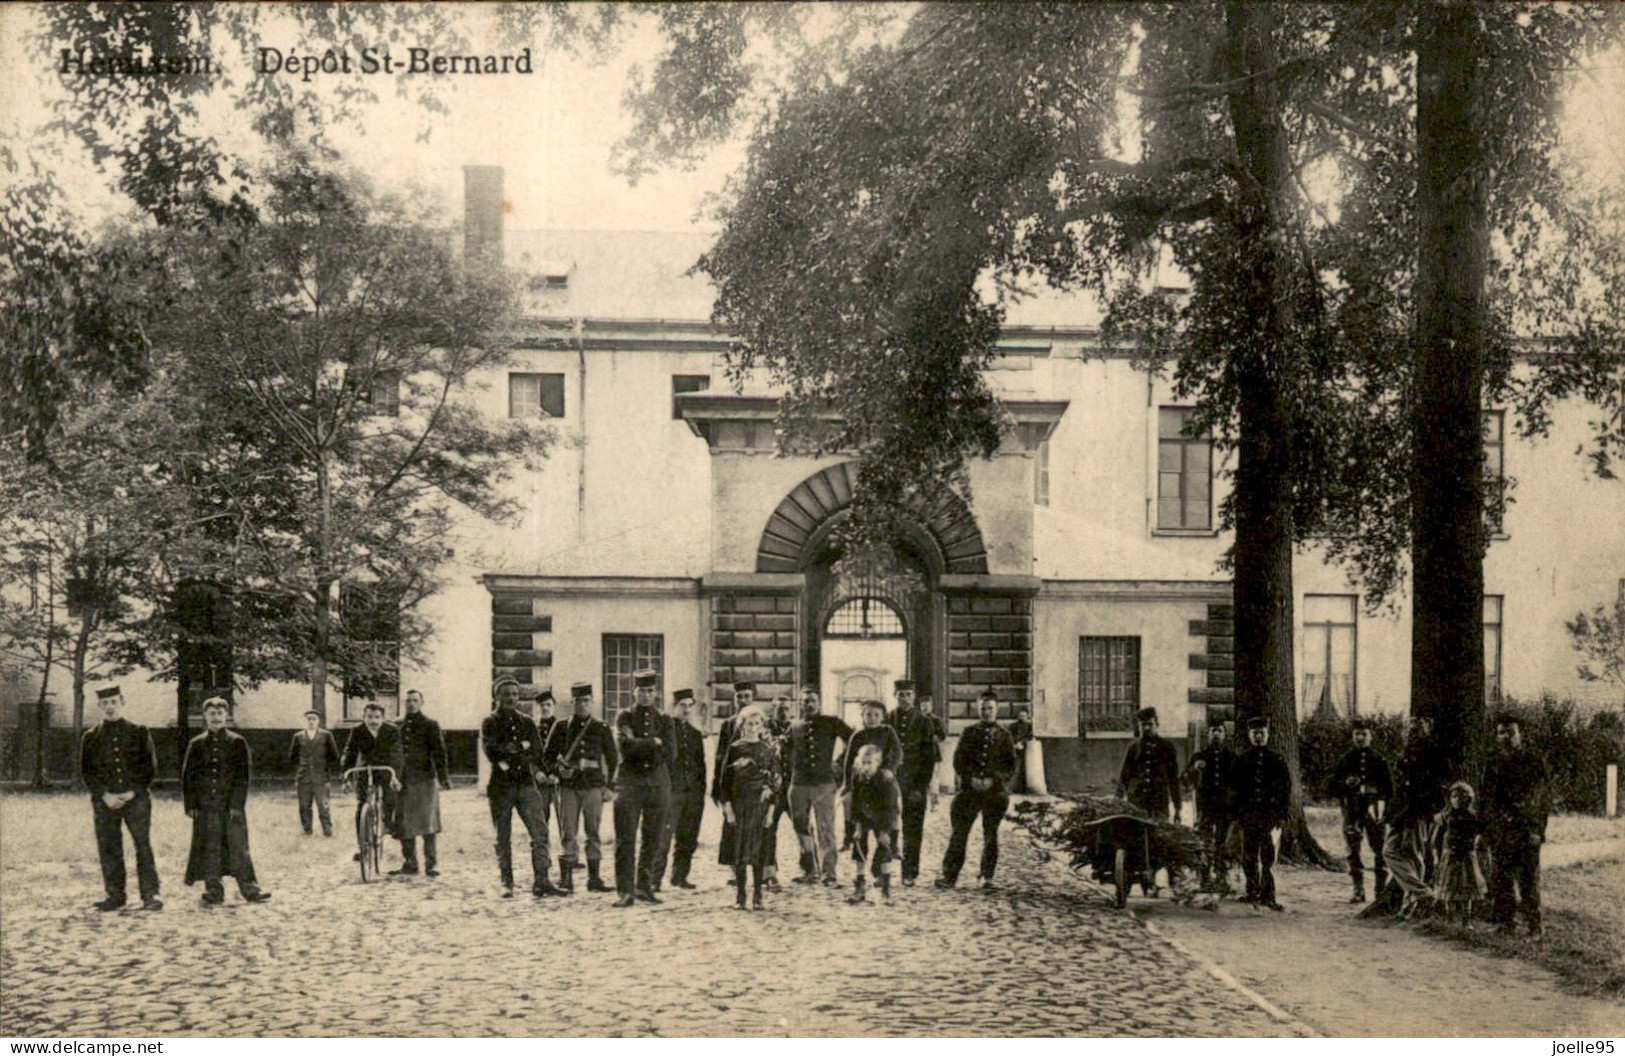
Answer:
12 166 1623 790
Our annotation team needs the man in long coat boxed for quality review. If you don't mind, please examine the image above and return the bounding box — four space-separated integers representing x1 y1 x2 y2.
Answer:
182 696 270 905
712 682 752 876
395 689 451 877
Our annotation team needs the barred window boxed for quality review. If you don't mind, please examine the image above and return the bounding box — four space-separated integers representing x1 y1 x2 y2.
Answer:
1484 410 1505 533
365 371 400 417
824 597 905 638
1078 636 1140 733
602 633 663 727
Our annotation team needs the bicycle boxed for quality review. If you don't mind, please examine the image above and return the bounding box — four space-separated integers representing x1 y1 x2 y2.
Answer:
342 765 397 883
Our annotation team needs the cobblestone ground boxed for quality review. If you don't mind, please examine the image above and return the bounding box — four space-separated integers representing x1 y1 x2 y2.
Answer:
0 789 1303 1038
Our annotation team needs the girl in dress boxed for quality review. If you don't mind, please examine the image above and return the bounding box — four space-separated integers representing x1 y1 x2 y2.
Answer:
1431 780 1487 923
720 707 782 911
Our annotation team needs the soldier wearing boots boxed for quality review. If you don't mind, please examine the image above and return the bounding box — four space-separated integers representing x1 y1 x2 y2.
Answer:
1332 717 1392 903
887 679 940 886
1483 712 1551 938
935 689 1017 889
612 670 675 907
846 744 901 905
1183 724 1234 892
662 689 708 889
557 682 617 893
481 678 564 898
1230 716 1291 910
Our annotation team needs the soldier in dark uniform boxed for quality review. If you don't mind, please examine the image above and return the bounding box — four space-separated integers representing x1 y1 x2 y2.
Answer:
712 682 751 877
1182 724 1234 892
1007 706 1034 794
1482 712 1551 937
288 708 341 836
613 669 674 907
661 689 708 889
557 682 617 893
843 698 904 849
80 686 162 911
394 690 451 877
1229 716 1291 910
182 696 270 906
936 688 1017 889
887 679 940 886
481 678 564 898
1331 717 1392 903
1117 707 1182 822
341 702 404 850
533 685 563 839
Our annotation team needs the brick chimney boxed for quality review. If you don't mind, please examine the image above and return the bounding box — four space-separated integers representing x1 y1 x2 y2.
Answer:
463 165 504 265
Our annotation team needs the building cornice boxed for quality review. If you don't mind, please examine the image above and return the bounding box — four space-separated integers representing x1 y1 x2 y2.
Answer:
676 393 1069 453
1038 579 1232 601
481 574 701 598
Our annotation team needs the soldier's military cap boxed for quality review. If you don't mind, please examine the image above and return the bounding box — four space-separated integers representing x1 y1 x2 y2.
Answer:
571 682 593 699
201 695 229 711
633 669 658 688
535 685 555 704
95 686 122 700
1246 715 1269 731
733 680 755 694
894 679 916 692
1136 707 1158 722
673 688 695 702
303 709 321 718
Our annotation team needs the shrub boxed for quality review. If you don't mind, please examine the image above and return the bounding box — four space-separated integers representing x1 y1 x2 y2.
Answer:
1297 696 1624 814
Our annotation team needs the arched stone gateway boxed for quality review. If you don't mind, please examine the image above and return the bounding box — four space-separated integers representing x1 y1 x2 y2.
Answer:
753 461 989 575
705 461 1031 733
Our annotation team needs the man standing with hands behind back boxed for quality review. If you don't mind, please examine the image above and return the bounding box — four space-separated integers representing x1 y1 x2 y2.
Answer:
81 685 162 912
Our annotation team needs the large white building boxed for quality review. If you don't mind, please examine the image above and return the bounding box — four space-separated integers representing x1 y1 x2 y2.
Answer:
9 166 1623 789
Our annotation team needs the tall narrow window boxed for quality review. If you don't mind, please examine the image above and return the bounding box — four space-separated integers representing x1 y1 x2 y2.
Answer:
602 633 663 727
365 371 400 417
672 374 710 419
1301 594 1357 717
1483 595 1503 705
1157 407 1212 530
1034 440 1051 507
1484 410 1505 533
509 372 566 419
1078 636 1140 732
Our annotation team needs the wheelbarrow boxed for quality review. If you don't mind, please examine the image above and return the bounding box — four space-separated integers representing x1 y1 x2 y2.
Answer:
1081 813 1159 909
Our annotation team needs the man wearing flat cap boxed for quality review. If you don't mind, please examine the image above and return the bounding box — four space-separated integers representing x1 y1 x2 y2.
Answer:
481 677 563 897
557 682 618 893
182 696 270 905
936 688 1017 889
658 688 708 889
81 686 162 911
1117 707 1182 823
1332 717 1392 903
287 708 341 837
1229 715 1291 910
713 681 753 876
613 668 675 907
887 678 940 886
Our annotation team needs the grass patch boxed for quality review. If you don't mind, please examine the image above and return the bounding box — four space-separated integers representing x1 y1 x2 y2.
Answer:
1415 859 1625 1001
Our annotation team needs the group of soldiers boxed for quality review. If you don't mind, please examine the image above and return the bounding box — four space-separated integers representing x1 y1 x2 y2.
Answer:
79 670 1550 935
467 673 1034 909
1128 705 1552 933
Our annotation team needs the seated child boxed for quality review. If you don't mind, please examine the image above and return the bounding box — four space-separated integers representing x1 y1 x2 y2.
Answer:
846 744 902 905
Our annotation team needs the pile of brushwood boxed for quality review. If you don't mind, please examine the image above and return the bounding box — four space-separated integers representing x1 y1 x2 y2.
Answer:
1010 794 1216 904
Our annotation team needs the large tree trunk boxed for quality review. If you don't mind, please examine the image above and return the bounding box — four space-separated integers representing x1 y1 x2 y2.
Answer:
311 579 332 724
32 639 54 789
1224 1 1333 865
1412 0 1489 784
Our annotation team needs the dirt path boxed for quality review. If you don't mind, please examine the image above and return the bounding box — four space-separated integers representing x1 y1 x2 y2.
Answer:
1136 845 1625 1038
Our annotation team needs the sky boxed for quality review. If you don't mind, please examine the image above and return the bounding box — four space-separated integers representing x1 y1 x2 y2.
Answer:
0 3 1620 239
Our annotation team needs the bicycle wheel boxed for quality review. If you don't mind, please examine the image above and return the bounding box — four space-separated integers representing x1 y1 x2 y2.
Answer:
368 790 384 877
1113 846 1129 909
358 801 378 883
